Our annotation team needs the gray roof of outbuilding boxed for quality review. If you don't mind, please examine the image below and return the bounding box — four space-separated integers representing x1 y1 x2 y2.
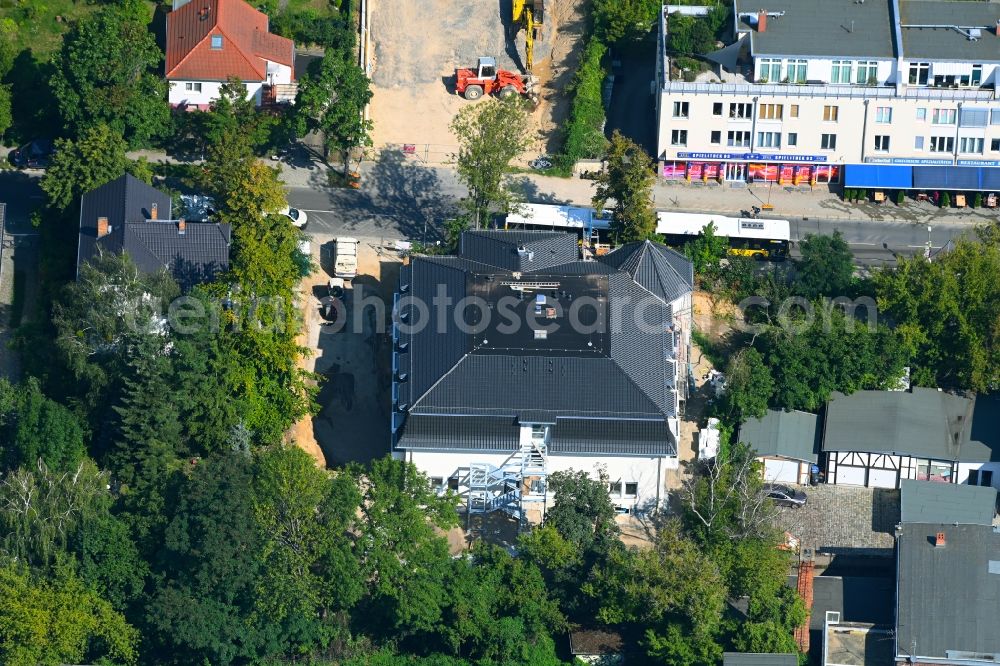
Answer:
735 0 895 58
739 409 821 463
394 230 690 457
821 388 997 462
899 480 997 525
900 0 1000 62
896 523 1000 660
723 653 799 666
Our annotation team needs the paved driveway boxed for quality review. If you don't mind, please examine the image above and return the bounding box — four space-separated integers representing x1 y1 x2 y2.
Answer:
773 484 899 554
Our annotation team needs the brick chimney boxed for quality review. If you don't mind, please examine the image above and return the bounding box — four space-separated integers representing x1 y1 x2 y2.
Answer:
757 10 768 33
151 202 158 220
935 531 947 547
178 219 186 235
794 557 815 653
97 216 109 238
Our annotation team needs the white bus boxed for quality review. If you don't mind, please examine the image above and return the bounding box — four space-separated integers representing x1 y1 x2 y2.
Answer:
504 204 791 259
656 212 791 259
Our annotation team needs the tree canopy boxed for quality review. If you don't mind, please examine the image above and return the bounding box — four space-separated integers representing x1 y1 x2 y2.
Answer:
450 97 533 233
874 227 1000 391
40 123 152 212
592 131 658 244
49 0 169 147
795 231 855 299
292 46 374 169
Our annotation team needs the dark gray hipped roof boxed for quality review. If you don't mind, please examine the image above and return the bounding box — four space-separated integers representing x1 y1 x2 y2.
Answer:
460 230 579 272
394 230 692 457
735 0 895 58
78 175 230 288
723 654 798 666
79 174 172 273
822 388 998 462
900 1 1000 62
739 409 821 463
899 480 997 526
600 240 694 305
896 523 1000 660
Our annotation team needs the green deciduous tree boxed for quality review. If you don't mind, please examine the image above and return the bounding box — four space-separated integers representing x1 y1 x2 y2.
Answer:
49 0 169 147
145 451 266 664
352 457 459 637
40 123 152 212
874 228 1000 391
0 561 138 666
0 84 11 140
0 458 145 610
593 0 663 43
544 469 620 552
684 221 729 279
292 47 374 171
759 305 908 411
450 97 533 230
795 231 855 298
0 378 87 472
666 12 718 55
592 131 658 244
251 446 363 654
723 348 775 421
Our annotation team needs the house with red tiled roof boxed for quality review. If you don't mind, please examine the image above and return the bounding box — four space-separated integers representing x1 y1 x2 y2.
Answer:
165 0 295 110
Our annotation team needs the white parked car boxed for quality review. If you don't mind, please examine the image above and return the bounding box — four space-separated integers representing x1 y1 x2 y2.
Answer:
279 206 307 229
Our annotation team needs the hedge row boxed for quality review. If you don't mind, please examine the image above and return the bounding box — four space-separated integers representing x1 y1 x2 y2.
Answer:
557 37 609 170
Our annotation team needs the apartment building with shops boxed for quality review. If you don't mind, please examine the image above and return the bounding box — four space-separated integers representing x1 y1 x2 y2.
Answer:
655 0 1000 190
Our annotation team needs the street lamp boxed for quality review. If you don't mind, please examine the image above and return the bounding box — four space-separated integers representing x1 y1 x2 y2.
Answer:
925 225 932 259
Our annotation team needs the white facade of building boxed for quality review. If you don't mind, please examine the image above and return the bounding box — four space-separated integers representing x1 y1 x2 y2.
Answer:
655 0 1000 184
167 79 266 108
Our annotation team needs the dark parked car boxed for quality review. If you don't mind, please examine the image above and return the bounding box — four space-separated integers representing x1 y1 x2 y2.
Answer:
765 484 807 508
8 139 54 169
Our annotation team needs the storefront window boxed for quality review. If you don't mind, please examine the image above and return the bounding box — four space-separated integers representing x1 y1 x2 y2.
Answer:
916 459 953 482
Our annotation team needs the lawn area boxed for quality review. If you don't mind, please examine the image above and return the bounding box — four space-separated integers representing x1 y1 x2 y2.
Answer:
0 1 96 58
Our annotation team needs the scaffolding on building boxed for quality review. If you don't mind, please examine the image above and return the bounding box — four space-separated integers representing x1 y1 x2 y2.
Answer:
463 438 548 535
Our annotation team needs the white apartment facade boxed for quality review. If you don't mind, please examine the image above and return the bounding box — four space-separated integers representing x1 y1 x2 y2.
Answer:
656 0 1000 190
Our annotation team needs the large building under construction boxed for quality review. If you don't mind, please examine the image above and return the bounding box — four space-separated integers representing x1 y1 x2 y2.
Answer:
391 230 694 523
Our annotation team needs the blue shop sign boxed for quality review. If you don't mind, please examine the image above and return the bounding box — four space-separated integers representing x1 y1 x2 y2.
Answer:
676 152 828 163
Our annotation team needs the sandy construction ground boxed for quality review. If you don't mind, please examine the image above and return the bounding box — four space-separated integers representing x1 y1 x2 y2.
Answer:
368 0 588 161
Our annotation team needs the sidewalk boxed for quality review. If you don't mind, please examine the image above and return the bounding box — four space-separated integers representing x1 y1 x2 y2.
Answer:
513 171 995 226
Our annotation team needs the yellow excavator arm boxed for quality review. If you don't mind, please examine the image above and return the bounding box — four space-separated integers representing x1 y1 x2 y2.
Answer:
512 0 542 74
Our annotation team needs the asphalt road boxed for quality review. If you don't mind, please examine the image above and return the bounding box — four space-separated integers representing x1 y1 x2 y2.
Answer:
284 160 973 266
0 164 974 265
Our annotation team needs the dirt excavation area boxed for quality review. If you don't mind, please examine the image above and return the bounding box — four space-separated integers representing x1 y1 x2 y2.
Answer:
368 0 588 160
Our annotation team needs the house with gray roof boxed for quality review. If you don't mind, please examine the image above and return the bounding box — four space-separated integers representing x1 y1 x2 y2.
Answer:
821 388 1000 489
895 523 1000 664
391 230 694 519
900 479 997 526
739 409 821 485
77 174 231 289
